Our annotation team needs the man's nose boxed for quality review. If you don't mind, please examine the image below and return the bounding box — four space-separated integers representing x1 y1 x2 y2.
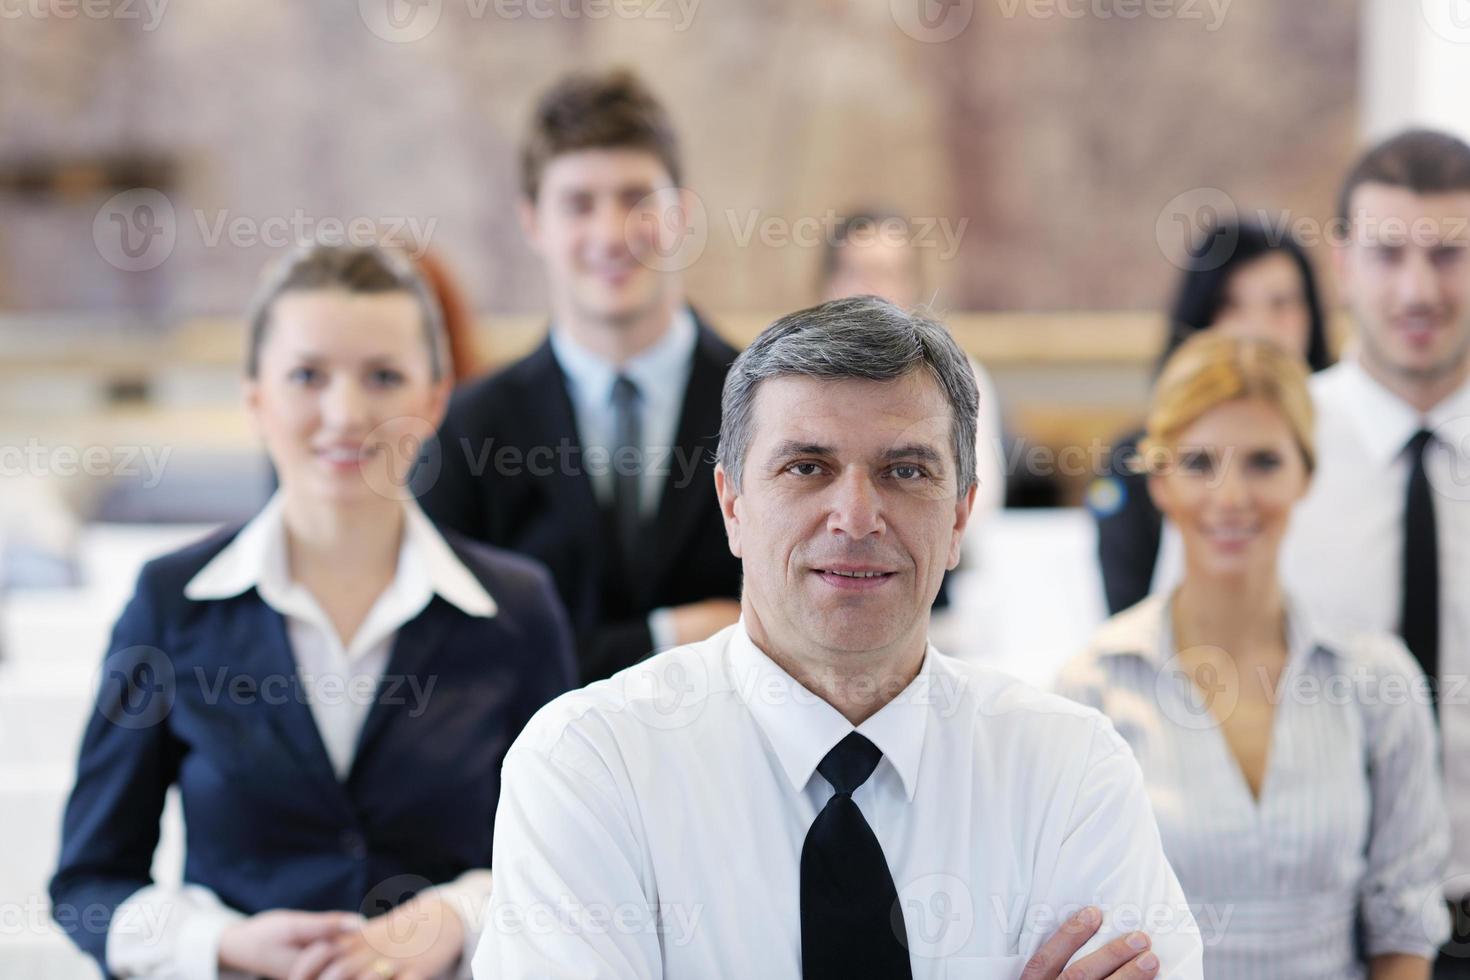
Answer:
827 468 885 539
1396 249 1440 309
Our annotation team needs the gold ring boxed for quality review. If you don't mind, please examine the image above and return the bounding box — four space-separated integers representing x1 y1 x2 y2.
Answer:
370 960 397 979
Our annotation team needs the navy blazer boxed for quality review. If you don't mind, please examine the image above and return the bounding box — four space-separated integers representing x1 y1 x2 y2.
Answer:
49 521 575 976
415 312 743 682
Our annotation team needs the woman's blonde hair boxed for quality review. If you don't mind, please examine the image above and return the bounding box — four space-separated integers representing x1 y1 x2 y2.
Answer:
1139 333 1316 474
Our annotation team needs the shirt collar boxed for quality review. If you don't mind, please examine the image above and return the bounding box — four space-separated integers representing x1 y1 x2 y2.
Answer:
548 307 697 405
726 621 929 802
1093 590 1334 669
1327 358 1470 466
184 492 497 621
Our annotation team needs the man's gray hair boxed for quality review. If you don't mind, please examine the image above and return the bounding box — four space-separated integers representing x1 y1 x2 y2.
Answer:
717 295 979 496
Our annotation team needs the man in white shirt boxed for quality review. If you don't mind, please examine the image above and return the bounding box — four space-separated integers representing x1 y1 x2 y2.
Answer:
475 296 1203 979
1279 129 1470 978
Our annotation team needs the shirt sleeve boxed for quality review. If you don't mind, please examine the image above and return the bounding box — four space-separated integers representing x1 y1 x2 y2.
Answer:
105 883 248 980
1356 633 1452 959
472 728 661 980
1022 714 1205 979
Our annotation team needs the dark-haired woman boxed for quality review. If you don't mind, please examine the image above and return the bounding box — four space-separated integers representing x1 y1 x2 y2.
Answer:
50 244 575 980
1092 219 1333 614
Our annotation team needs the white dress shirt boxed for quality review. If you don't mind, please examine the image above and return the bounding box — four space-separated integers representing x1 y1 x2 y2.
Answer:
105 492 499 980
473 622 1204 979
548 309 698 653
1280 359 1470 898
1056 592 1451 979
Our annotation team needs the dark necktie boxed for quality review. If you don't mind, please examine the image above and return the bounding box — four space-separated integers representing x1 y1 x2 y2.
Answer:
801 732 912 979
1401 428 1440 705
610 374 644 569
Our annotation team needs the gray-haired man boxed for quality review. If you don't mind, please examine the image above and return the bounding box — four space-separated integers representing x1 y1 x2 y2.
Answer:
474 297 1203 979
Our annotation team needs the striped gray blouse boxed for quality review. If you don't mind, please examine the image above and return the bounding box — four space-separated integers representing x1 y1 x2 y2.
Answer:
1055 592 1451 980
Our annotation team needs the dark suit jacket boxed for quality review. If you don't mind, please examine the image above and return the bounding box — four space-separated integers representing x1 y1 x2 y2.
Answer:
414 313 743 682
1093 427 1164 614
49 523 575 977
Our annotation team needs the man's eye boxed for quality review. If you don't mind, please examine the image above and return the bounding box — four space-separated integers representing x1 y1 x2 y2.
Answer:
288 366 322 386
891 465 926 481
787 462 823 477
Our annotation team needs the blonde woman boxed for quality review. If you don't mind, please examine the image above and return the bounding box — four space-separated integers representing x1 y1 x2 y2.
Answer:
1057 334 1450 979
50 245 575 980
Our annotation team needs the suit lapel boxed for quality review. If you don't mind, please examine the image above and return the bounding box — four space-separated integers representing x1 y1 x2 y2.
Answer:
247 599 353 805
523 337 604 547
348 599 457 779
641 319 732 605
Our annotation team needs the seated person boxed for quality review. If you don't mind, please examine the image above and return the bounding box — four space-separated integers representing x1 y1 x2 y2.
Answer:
49 243 575 980
1059 334 1448 978
475 297 1204 979
1092 218 1332 613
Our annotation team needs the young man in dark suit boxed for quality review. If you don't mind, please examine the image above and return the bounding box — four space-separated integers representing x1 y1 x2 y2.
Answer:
417 69 742 682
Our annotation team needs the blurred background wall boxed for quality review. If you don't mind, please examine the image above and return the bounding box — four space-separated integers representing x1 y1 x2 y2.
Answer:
0 1 1358 320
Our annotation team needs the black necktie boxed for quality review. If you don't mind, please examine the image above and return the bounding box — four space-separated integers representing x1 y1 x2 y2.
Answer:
1401 428 1440 705
610 374 643 570
801 733 912 979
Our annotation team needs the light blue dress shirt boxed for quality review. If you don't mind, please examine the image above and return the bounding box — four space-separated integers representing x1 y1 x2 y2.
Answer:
547 308 698 521
1056 591 1451 979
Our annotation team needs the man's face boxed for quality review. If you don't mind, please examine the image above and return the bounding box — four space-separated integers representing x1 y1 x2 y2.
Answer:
522 148 686 326
1336 182 1470 384
823 233 923 310
715 372 975 663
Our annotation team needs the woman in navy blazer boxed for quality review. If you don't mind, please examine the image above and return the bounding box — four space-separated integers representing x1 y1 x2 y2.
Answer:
50 244 576 980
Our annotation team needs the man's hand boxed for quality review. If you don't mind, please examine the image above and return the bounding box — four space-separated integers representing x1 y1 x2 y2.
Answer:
217 910 362 979
1020 906 1160 979
286 892 466 980
667 599 741 646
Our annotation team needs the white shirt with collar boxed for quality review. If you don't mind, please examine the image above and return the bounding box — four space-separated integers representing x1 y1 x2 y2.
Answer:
106 492 498 980
1280 358 1470 896
474 622 1204 979
1056 591 1450 978
548 309 698 653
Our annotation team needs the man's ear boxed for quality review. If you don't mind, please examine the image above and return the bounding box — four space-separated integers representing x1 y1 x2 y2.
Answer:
518 196 541 252
947 482 978 570
714 463 742 559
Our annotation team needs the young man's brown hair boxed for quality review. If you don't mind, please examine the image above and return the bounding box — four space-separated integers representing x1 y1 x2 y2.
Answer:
1337 128 1470 224
520 68 682 202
